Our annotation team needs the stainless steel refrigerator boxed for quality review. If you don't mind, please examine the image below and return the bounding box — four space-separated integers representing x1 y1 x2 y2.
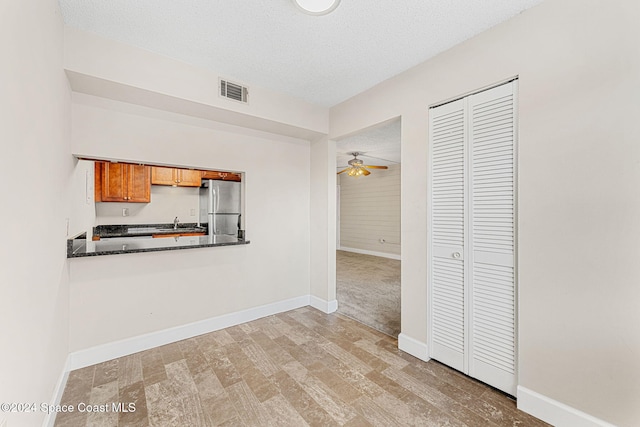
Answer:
199 180 241 236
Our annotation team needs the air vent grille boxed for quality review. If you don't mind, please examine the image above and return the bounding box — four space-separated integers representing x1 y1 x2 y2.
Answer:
220 79 248 103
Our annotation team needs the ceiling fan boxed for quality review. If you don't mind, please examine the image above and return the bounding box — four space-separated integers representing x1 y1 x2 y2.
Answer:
337 152 388 177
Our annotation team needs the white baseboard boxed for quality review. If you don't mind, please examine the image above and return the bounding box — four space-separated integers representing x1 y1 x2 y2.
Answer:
398 333 430 362
67 295 310 371
43 356 71 427
310 295 338 313
517 386 618 427
338 246 401 260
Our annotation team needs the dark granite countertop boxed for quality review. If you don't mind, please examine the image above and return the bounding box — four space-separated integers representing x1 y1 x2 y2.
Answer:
68 225 249 258
94 223 207 238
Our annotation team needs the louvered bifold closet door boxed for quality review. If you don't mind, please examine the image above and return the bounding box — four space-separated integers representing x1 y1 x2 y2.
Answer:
468 81 516 395
429 80 517 396
429 98 466 372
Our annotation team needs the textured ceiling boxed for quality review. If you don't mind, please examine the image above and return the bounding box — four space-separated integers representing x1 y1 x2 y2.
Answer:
336 119 401 170
58 0 543 108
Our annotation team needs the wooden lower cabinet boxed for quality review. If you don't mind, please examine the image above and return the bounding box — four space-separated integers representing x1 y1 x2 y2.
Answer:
151 167 202 187
98 162 151 203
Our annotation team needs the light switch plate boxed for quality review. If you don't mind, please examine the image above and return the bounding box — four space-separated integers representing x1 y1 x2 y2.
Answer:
85 169 93 204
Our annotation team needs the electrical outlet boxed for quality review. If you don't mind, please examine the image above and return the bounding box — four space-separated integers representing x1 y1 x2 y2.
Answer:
122 208 129 217
190 208 196 216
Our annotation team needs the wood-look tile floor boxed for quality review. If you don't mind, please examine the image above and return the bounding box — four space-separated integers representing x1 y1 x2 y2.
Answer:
54 307 549 427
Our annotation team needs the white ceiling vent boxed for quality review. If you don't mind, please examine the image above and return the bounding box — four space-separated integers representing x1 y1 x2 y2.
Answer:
219 78 248 104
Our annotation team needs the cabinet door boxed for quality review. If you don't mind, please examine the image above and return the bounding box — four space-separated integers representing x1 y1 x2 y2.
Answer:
126 165 151 202
152 167 201 187
99 162 150 202
226 173 242 182
101 162 127 202
177 169 202 187
201 170 241 182
94 162 103 202
151 166 178 186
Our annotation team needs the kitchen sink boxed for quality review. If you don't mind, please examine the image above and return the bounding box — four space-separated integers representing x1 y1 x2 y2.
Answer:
127 227 163 234
127 226 206 235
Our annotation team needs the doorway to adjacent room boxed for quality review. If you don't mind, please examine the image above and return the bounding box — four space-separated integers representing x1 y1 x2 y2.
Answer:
335 118 401 337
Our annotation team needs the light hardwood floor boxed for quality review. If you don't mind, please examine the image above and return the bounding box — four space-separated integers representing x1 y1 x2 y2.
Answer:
54 307 548 426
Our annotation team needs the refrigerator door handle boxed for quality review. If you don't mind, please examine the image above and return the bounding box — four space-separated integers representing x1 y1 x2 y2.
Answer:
216 184 220 214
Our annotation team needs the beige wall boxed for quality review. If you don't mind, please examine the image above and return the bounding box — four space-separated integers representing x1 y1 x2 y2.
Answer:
339 164 401 257
0 0 72 426
330 0 640 425
68 95 311 351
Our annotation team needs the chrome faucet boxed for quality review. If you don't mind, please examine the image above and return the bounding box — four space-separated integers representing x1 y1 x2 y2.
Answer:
173 216 179 229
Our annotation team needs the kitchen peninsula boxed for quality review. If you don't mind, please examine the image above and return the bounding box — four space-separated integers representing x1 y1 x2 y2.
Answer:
68 159 249 257
67 227 249 258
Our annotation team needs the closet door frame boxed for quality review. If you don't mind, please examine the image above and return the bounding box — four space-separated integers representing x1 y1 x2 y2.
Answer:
427 77 519 395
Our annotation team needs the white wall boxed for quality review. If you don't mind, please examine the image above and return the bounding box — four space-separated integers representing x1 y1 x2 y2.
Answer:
0 1 72 426
329 0 640 426
95 184 200 226
310 136 337 310
339 164 401 257
68 94 311 352
69 159 97 236
63 27 329 140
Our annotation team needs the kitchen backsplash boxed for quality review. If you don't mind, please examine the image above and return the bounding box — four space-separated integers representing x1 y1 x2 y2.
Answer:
95 184 200 225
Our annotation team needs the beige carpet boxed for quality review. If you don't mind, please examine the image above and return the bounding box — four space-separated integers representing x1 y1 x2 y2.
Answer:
336 250 401 337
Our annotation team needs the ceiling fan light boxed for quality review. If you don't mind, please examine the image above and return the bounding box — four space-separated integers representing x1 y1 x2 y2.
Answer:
293 0 340 15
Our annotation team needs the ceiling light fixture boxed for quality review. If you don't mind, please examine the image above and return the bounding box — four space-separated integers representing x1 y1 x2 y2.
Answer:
293 0 341 15
337 152 388 177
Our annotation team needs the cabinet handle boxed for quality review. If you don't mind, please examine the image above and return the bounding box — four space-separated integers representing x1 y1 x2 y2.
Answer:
452 252 461 259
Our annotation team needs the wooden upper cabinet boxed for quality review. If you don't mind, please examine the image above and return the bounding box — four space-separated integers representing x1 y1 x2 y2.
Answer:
178 169 202 186
150 166 175 186
98 162 151 203
127 164 152 202
201 170 242 182
151 167 202 187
